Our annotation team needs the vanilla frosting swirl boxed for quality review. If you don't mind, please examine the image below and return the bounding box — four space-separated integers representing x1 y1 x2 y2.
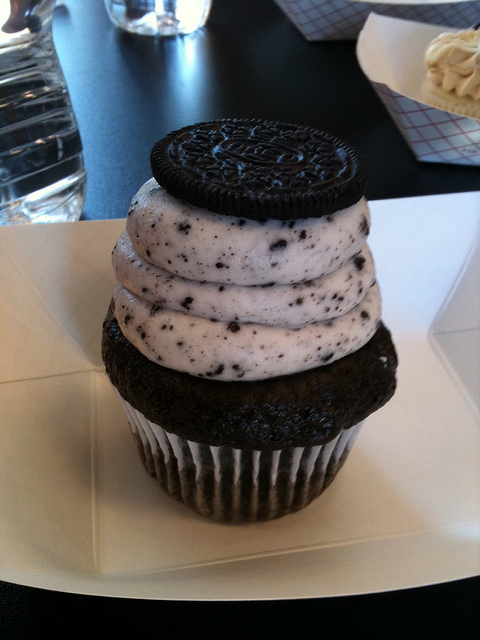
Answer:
425 29 480 101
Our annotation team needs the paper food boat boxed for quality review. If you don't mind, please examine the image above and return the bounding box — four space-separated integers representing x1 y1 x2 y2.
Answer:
274 0 480 40
357 13 480 166
0 193 479 598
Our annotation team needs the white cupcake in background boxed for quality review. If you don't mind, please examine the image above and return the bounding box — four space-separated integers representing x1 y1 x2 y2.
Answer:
423 27 480 119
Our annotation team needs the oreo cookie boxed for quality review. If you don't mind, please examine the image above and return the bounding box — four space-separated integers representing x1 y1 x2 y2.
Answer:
150 118 368 221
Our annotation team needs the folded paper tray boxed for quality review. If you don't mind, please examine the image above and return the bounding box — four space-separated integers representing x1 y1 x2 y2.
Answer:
357 13 480 166
0 194 479 598
274 0 480 40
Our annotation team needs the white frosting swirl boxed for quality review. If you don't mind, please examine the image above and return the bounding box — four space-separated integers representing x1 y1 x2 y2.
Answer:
113 282 381 381
113 230 376 328
113 179 382 381
125 179 370 286
425 29 480 101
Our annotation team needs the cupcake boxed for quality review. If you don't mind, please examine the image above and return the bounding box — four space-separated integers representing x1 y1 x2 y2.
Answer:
423 27 480 119
101 118 397 522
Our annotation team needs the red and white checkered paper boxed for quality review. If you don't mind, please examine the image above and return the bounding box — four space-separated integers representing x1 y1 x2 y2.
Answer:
372 83 480 165
274 0 480 40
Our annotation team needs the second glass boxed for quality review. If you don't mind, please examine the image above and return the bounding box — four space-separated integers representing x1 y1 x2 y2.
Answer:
105 0 212 37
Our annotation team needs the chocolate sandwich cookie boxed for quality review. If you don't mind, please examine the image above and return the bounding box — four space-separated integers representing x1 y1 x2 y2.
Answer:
150 118 368 220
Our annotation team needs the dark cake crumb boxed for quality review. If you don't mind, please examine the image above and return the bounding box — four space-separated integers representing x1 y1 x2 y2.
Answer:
270 239 288 251
354 255 366 271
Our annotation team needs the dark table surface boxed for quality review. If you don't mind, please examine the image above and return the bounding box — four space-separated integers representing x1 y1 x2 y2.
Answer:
1 0 479 636
60 0 480 221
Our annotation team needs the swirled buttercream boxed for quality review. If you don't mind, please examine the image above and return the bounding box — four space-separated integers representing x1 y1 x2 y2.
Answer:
112 179 382 380
125 179 370 286
424 29 480 117
113 282 381 381
113 230 375 328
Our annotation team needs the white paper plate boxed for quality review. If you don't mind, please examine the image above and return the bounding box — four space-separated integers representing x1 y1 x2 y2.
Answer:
1 192 479 600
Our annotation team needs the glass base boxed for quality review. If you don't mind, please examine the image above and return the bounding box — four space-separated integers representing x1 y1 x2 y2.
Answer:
105 0 212 37
0 171 86 225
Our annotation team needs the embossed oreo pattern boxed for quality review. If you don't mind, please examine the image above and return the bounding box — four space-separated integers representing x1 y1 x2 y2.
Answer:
150 119 367 220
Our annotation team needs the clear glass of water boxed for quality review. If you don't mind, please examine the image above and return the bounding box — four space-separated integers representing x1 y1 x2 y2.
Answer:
105 0 212 37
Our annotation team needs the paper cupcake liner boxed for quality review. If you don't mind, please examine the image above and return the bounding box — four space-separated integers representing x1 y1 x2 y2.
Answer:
118 396 363 522
274 0 480 40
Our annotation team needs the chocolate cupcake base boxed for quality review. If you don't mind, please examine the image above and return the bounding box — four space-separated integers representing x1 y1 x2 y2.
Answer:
119 395 363 522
